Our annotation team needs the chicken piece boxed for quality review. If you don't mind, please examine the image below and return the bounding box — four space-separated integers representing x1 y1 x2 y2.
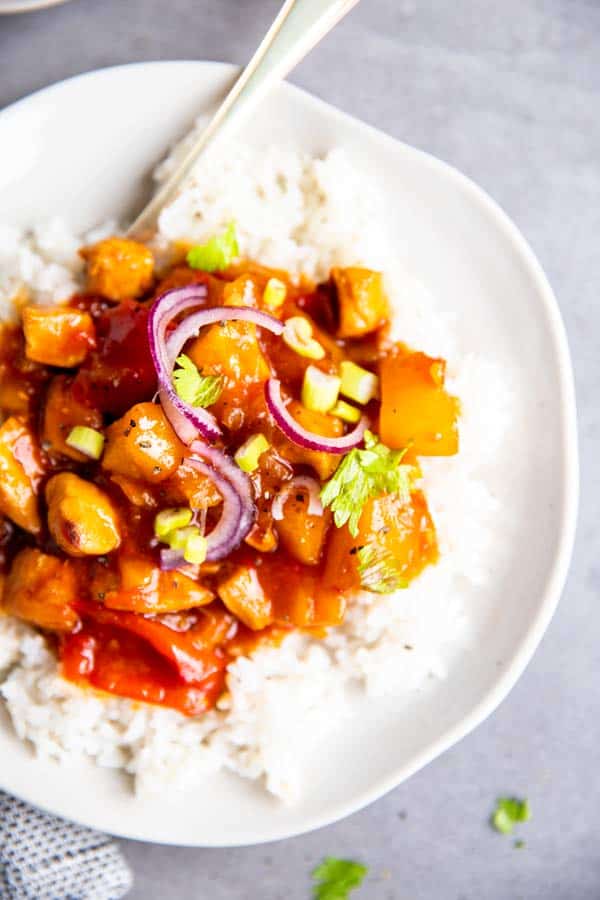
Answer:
222 274 259 307
321 490 438 596
46 473 121 557
217 551 334 630
3 547 78 631
187 319 271 431
0 416 45 534
102 402 186 483
273 401 344 480
379 350 460 455
162 459 222 510
97 555 214 614
110 475 158 508
274 493 332 566
22 306 96 367
42 375 103 461
82 237 154 301
217 564 274 631
331 267 389 339
0 377 33 415
0 324 49 414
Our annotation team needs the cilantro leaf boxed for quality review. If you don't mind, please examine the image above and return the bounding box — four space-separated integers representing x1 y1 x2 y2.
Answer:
491 797 531 835
186 222 239 272
172 354 223 408
357 544 408 594
320 431 416 537
312 857 367 900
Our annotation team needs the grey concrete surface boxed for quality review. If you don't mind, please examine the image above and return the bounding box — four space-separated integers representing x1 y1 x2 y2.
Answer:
0 1 597 898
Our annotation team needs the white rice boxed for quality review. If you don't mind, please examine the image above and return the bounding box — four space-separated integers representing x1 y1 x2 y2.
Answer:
0 146 509 802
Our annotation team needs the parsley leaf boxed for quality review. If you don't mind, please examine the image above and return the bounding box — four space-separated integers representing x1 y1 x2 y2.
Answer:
186 222 239 272
320 431 416 537
312 857 367 900
491 797 531 835
357 544 408 594
172 354 223 407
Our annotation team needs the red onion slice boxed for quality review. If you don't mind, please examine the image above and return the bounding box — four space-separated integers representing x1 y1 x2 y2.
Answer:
165 305 284 363
148 288 284 444
188 441 256 561
271 476 324 521
147 284 221 443
265 378 367 453
159 547 187 571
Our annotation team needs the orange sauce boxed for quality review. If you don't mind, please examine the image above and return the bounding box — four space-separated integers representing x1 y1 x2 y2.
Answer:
0 257 459 716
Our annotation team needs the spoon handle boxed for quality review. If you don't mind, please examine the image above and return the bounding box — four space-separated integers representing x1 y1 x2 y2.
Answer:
128 0 360 241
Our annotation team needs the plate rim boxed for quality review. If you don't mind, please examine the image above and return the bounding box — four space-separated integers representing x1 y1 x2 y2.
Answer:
0 59 579 846
0 0 70 13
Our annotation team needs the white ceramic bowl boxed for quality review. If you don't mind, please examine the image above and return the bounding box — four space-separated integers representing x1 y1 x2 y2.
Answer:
0 0 71 13
0 61 578 846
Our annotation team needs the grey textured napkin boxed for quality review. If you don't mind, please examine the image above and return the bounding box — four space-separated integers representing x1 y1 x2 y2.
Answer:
0 793 133 900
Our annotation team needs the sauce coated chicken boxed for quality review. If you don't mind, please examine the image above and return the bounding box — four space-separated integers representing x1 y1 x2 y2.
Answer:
0 233 459 715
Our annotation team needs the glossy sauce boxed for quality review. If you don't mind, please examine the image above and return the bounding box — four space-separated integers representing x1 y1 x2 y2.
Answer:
0 257 458 716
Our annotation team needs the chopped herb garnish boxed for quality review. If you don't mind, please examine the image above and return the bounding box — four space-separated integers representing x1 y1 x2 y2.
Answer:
320 431 416 537
357 543 408 594
312 857 368 900
173 354 223 408
186 221 239 272
491 797 531 835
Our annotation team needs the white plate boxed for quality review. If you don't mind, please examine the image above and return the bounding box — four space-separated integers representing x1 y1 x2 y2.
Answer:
0 61 578 846
0 0 71 13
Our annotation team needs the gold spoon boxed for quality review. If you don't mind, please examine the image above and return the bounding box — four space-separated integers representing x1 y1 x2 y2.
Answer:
127 0 360 242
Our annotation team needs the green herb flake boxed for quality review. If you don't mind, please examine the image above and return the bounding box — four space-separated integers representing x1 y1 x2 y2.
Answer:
186 222 239 272
172 354 223 408
357 544 408 594
312 857 368 900
491 797 531 835
320 431 416 537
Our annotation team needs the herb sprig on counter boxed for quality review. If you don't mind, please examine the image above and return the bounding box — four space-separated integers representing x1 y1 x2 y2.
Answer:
491 797 531 835
312 857 368 900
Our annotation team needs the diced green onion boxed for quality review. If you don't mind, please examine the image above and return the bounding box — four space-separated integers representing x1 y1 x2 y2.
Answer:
234 433 270 473
65 426 105 460
282 316 325 360
183 531 208 565
263 278 287 311
329 399 361 424
339 360 379 404
167 525 200 551
186 222 239 273
154 507 193 541
301 365 341 413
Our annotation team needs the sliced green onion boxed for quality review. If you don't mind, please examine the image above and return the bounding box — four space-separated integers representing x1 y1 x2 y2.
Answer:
186 222 239 273
167 525 200 551
65 426 105 460
282 316 325 360
339 360 379 404
301 365 341 414
234 433 270 473
183 531 208 565
329 399 361 424
154 507 193 541
263 278 286 311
